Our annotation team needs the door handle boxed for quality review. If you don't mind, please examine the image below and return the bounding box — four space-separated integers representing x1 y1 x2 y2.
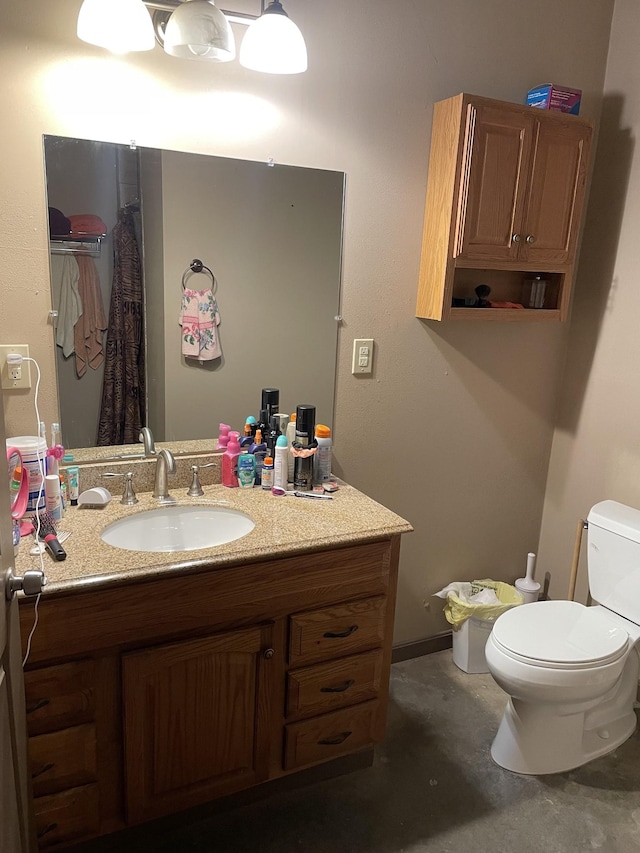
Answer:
525 234 536 244
5 568 46 600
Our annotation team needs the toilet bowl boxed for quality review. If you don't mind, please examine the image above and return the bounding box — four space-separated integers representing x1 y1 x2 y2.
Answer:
486 600 640 775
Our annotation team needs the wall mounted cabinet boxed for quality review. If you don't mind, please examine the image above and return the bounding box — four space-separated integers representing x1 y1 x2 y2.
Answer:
416 93 594 322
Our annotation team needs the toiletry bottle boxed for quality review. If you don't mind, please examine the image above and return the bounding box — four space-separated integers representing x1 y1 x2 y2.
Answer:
59 473 67 514
293 404 317 492
249 429 267 486
274 434 288 491
245 415 257 437
261 388 279 424
66 466 79 506
261 457 274 491
216 423 231 450
222 431 242 487
237 453 256 489
44 473 62 522
286 413 297 482
255 409 269 439
266 415 281 459
313 425 332 484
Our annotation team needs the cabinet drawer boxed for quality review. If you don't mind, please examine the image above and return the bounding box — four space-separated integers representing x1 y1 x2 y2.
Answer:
24 660 95 735
29 723 97 797
289 597 386 666
34 784 100 848
286 650 383 720
284 700 378 770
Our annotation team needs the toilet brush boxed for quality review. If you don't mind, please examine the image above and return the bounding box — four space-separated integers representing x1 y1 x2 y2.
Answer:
515 552 541 603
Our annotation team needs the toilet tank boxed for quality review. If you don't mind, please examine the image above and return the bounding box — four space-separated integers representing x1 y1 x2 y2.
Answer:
587 500 640 624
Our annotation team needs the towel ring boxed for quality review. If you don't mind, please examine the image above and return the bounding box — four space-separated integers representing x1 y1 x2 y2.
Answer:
182 259 216 293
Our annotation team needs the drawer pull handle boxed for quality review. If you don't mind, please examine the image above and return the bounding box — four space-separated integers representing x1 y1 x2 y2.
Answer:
37 823 58 840
318 730 352 746
323 625 358 639
26 697 50 714
320 679 355 694
32 762 55 779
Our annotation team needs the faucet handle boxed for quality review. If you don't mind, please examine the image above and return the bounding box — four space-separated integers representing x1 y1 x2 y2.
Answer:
102 471 138 505
187 462 217 497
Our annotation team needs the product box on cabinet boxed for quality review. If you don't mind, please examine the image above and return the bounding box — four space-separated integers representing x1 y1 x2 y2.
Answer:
526 84 582 115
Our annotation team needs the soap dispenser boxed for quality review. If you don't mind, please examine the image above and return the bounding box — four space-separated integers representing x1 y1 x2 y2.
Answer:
222 431 242 487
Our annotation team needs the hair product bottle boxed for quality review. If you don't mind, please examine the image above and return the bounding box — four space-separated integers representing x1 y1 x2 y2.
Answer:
293 404 316 492
261 388 280 423
313 425 332 484
286 413 297 482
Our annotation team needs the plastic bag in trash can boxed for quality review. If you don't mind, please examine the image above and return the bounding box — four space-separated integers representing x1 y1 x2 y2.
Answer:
433 579 524 630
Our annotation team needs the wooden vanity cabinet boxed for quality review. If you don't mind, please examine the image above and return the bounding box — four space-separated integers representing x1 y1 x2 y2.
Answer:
19 537 400 849
416 93 593 321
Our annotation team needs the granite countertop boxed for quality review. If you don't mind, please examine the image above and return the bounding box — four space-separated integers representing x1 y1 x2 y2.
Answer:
16 483 413 596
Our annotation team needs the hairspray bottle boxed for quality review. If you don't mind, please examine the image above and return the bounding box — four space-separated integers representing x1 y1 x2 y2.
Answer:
293 404 316 492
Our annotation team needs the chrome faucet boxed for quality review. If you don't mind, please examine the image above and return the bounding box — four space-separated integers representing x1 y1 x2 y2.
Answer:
139 427 156 457
153 448 176 503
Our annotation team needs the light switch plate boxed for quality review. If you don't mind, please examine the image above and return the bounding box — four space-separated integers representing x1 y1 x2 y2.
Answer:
352 338 374 375
0 345 31 389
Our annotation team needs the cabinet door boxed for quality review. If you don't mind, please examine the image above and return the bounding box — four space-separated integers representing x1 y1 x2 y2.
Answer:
519 118 592 266
122 624 274 824
456 104 534 262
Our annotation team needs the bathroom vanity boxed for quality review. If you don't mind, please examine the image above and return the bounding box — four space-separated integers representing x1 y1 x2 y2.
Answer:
16 483 411 849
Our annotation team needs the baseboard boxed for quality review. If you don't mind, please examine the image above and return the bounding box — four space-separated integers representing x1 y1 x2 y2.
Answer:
391 630 453 663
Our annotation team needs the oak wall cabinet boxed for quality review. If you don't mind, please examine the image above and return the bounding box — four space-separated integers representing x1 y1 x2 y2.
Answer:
20 538 400 849
416 93 594 322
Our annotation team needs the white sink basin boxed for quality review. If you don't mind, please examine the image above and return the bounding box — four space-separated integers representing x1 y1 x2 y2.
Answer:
100 505 255 552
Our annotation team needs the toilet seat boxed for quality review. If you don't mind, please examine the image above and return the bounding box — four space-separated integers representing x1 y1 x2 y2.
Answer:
492 600 629 670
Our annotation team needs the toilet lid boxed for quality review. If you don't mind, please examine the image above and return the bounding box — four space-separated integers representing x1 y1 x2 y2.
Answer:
492 601 629 667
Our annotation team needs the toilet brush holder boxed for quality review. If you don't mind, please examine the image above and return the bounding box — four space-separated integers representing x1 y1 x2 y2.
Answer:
515 552 541 604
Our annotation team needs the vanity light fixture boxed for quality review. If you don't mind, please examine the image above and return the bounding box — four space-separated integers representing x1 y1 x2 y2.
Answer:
77 0 307 74
77 0 156 53
239 1 308 74
162 0 235 62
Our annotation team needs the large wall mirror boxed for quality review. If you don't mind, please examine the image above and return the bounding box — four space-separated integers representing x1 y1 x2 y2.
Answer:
43 135 345 458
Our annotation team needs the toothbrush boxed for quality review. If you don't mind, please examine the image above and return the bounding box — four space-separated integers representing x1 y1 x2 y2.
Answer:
271 487 333 500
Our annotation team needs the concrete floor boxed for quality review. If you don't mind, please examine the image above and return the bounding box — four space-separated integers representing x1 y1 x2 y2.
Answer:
72 650 640 853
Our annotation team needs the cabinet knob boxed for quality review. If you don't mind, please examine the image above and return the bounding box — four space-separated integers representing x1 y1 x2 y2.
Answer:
525 234 536 244
263 648 275 660
512 233 521 243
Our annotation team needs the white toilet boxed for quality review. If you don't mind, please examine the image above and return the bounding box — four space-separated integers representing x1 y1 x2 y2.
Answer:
486 500 640 775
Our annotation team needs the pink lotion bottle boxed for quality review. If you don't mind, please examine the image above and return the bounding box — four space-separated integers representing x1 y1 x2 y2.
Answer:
222 431 242 487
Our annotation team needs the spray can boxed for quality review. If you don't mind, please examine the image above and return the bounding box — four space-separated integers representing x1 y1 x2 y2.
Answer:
286 413 297 482
274 435 288 491
313 425 332 484
293 405 316 492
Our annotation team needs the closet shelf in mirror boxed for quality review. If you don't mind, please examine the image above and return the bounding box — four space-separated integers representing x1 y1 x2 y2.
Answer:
50 234 106 258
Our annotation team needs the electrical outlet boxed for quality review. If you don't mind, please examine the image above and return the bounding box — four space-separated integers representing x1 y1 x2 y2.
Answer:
0 345 31 390
352 338 374 375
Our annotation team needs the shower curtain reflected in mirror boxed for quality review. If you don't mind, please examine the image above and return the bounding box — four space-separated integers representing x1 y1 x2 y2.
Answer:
97 205 146 445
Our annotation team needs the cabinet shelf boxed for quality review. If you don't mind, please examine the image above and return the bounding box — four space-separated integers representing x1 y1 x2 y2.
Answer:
416 93 593 322
449 307 561 322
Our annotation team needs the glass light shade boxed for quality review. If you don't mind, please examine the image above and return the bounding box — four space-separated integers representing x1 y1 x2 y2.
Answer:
77 0 155 53
239 4 307 74
163 0 235 62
